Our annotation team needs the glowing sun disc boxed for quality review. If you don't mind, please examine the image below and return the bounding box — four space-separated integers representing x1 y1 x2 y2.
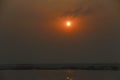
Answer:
66 21 71 27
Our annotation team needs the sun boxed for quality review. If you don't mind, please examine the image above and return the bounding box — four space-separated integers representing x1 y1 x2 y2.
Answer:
66 21 71 27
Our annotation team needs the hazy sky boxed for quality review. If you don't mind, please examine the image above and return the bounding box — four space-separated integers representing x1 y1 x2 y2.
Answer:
0 0 120 64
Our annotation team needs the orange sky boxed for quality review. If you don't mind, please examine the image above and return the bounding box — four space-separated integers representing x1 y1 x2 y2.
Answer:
0 0 120 64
